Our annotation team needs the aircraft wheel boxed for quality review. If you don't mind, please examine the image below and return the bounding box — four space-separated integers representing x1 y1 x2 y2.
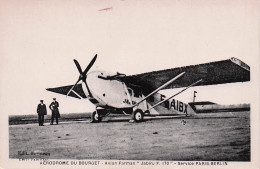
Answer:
133 109 144 122
91 111 102 123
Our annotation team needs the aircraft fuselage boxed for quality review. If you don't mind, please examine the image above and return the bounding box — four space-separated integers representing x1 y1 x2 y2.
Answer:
83 71 146 111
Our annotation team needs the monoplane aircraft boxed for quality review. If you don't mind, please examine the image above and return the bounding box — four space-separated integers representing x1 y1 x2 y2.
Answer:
46 55 250 122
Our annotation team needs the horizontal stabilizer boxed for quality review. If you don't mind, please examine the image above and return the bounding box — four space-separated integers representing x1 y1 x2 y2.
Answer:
46 84 87 99
188 102 250 113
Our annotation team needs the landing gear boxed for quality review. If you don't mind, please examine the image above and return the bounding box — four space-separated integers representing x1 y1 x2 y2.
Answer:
132 109 144 122
91 110 102 123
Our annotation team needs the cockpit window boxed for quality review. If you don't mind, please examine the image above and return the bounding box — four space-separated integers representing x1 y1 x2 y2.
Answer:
128 88 142 98
128 89 133 96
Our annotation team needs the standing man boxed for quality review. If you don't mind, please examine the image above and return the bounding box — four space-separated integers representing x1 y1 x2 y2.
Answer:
37 100 47 126
49 98 60 125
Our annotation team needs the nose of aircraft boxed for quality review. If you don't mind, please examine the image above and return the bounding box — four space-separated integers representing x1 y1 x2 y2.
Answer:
66 54 97 96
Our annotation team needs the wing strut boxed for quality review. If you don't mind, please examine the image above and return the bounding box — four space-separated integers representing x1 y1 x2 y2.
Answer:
145 79 202 112
132 72 186 108
71 89 83 99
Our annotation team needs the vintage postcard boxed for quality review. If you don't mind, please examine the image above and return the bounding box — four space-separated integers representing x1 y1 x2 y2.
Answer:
0 0 259 168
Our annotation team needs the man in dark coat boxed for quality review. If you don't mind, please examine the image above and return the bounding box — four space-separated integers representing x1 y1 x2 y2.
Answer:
49 98 60 125
37 100 47 126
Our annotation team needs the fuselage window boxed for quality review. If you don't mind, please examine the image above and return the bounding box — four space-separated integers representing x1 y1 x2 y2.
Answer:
149 96 154 102
134 91 140 98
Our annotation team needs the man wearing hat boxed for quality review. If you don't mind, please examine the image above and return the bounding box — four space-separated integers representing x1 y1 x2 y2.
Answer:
49 98 61 125
37 100 47 126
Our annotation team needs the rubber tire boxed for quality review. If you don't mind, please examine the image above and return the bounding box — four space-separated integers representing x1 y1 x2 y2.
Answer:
91 111 102 123
133 109 144 122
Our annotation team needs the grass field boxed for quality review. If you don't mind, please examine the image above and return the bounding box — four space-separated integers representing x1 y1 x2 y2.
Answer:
9 111 250 161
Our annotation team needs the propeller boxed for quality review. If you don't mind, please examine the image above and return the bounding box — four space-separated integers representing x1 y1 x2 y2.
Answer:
66 54 97 96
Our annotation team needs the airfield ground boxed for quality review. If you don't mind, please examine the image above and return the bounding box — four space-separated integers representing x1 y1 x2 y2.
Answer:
9 111 250 161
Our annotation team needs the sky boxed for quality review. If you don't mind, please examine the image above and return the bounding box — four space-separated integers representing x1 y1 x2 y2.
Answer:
0 0 258 115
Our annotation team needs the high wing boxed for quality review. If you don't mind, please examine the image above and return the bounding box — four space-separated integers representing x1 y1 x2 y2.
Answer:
46 84 87 99
46 57 249 98
123 57 250 95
